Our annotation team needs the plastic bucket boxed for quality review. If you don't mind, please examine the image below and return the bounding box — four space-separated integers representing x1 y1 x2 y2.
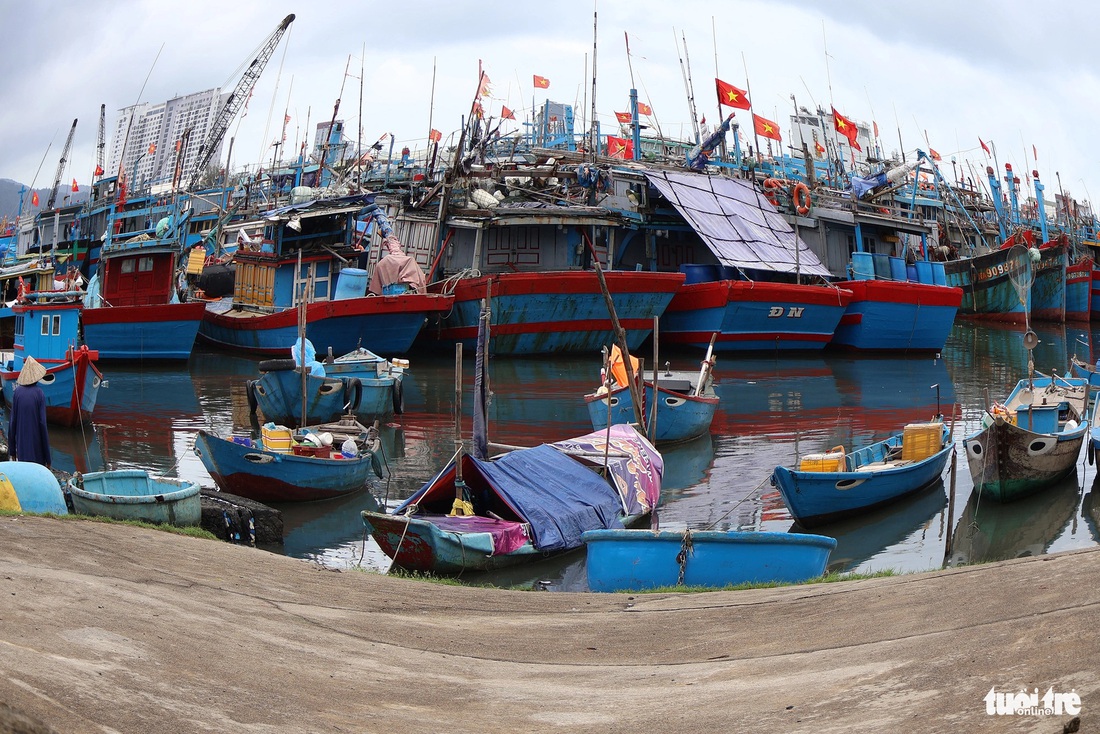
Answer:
334 268 369 300
888 256 907 282
872 253 891 279
679 263 721 285
907 264 919 282
851 252 875 281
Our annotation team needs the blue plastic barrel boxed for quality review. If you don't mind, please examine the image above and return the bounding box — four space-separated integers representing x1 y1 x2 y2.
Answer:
851 252 875 280
679 264 721 285
907 264 918 282
872 253 891 279
334 268 369 300
914 260 934 284
930 261 947 286
888 256 907 282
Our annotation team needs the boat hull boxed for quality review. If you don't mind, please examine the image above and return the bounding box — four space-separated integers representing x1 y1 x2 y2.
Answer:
659 280 852 352
198 293 453 357
1030 242 1067 322
0 346 102 427
582 529 836 592
1065 258 1092 324
424 271 684 355
81 302 206 360
585 383 717 444
771 427 953 528
68 470 201 526
193 430 376 503
252 368 395 426
943 247 1031 322
828 280 961 353
964 419 1085 502
1091 267 1100 321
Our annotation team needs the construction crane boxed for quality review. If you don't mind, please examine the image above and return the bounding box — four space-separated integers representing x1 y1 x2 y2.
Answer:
96 104 106 178
187 13 295 190
46 118 78 209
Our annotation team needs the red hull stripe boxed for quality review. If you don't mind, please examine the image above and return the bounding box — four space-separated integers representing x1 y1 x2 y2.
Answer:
80 302 207 325
842 280 964 307
431 271 686 300
668 280 854 311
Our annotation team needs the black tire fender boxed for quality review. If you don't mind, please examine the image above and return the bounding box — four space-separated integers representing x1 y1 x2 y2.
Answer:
258 358 297 372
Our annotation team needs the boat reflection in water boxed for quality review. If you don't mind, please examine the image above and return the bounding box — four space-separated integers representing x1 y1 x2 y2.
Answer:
946 472 1081 567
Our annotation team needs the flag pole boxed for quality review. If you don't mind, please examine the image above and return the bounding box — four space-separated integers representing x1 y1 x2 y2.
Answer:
741 52 760 164
712 16 727 164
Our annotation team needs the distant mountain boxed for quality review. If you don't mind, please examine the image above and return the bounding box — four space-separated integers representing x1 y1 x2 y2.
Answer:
0 178 89 221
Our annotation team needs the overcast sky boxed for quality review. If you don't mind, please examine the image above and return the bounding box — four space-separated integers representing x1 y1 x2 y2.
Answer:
2 0 1097 205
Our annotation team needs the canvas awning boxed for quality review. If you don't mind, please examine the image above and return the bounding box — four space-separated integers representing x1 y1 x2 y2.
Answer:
644 170 831 277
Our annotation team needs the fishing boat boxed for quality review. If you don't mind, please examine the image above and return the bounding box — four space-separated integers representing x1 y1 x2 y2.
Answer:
0 259 57 348
361 424 663 574
67 470 201 526
1070 355 1100 391
198 194 452 356
828 277 962 353
942 245 1033 323
80 216 206 360
584 344 718 444
582 528 836 592
770 421 953 528
963 363 1089 502
0 292 103 426
248 362 367 428
1030 239 1068 322
1064 254 1092 323
194 415 382 503
324 346 408 414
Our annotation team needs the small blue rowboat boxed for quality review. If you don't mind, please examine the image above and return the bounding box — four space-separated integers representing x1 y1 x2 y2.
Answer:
249 366 366 427
582 529 836 592
67 470 200 526
771 422 953 528
1070 355 1100 391
194 417 382 503
0 461 68 515
325 347 408 415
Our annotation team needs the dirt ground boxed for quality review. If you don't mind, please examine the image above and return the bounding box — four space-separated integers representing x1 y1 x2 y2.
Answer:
0 515 1093 733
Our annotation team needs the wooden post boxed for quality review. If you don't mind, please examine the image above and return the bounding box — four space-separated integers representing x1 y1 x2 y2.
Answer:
942 447 958 568
297 249 308 428
649 316 659 443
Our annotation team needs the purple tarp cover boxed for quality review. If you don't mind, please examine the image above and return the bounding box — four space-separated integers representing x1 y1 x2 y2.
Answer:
644 170 831 277
551 424 663 517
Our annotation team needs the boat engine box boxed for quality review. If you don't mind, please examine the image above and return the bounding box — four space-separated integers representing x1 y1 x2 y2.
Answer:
261 424 294 454
902 423 941 461
799 446 845 472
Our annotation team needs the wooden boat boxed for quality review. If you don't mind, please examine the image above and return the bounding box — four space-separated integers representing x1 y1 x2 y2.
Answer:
1070 355 1100 391
194 415 382 503
248 346 406 426
198 194 451 356
361 424 663 574
942 245 1032 322
67 469 200 526
0 461 68 515
584 345 718 444
963 373 1089 502
0 292 103 426
582 528 836 592
771 421 953 527
828 278 962 353
80 218 206 360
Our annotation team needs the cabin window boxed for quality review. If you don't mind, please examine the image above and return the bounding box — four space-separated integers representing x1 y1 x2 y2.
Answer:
52 315 61 336
121 259 136 274
138 257 154 272
40 315 49 336
14 316 22 339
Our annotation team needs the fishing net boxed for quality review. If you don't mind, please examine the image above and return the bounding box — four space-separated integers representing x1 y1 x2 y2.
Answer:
1006 244 1034 313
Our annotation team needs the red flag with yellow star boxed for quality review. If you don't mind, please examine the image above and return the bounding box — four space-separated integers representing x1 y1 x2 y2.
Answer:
637 102 652 116
832 107 862 151
715 78 750 110
606 135 633 159
753 114 781 142
615 111 632 124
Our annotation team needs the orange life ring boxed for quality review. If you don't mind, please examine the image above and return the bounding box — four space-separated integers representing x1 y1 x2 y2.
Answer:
791 182 812 215
762 178 785 206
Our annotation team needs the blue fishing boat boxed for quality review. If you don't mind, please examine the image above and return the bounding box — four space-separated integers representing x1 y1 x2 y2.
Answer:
361 424 663 574
584 345 717 444
0 461 68 515
194 416 381 503
771 421 952 528
0 260 57 348
1030 240 1067 322
67 470 201 526
1090 266 1100 321
0 292 102 426
829 278 962 353
325 346 408 414
1070 355 1100 391
1065 254 1092 323
582 529 836 592
198 194 451 356
963 372 1089 502
943 245 1033 322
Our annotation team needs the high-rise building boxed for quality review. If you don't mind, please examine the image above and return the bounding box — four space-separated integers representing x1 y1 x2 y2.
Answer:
106 88 229 190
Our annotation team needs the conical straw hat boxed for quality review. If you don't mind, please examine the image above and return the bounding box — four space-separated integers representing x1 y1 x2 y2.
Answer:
17 356 47 386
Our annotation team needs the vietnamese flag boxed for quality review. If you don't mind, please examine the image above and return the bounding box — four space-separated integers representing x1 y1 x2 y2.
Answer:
832 107 862 151
979 137 991 156
94 164 104 176
501 105 515 120
614 111 632 124
71 178 79 192
31 191 39 207
929 148 942 162
637 102 652 116
715 78 750 110
814 141 826 157
606 135 633 159
428 129 442 142
533 74 550 89
753 114 782 142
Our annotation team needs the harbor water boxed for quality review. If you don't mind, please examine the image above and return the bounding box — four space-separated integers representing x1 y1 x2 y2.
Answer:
27 319 1100 590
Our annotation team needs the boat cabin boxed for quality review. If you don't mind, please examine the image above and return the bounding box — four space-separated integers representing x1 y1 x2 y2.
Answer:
98 243 178 307
13 297 82 366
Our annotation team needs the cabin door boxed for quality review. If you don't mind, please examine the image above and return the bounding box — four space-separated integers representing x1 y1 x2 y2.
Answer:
114 255 156 306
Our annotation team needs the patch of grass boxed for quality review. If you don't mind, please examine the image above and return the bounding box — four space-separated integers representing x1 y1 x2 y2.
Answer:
628 568 899 594
354 565 539 590
0 510 217 540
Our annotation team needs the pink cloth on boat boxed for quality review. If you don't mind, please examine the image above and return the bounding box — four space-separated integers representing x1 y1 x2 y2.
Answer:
428 514 530 555
368 236 427 295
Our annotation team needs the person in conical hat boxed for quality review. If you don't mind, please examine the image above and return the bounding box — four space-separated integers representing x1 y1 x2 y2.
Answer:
9 357 51 467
